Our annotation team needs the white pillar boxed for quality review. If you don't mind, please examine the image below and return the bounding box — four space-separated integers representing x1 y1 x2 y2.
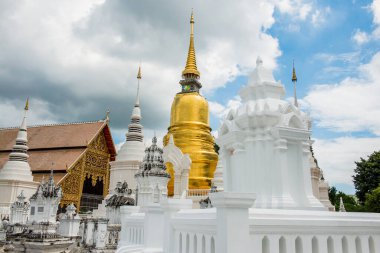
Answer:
333 235 343 253
347 235 356 253
360 235 370 253
95 218 108 249
286 235 296 253
210 192 256 253
180 169 189 195
302 235 313 253
270 235 280 253
174 173 182 198
319 235 328 253
143 204 164 251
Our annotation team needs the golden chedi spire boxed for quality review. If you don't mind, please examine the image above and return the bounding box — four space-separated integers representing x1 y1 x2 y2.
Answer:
164 10 218 196
182 10 200 78
292 60 297 82
24 97 29 111
292 60 299 107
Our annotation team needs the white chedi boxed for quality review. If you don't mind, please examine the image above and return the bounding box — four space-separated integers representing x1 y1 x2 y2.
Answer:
0 100 39 217
135 136 170 207
110 67 145 192
218 57 325 210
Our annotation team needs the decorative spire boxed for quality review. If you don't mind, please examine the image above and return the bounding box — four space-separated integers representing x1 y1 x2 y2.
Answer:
292 60 298 107
135 66 141 106
152 133 157 146
292 61 297 82
24 97 29 111
339 197 346 212
125 65 143 143
137 65 142 80
9 100 29 162
105 109 110 122
182 10 200 78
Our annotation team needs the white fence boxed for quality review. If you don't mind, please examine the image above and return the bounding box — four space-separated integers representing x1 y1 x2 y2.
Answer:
118 206 380 253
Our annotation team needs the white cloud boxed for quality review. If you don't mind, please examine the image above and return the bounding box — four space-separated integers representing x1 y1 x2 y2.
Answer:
372 0 380 25
275 0 312 20
352 29 370 45
209 97 241 120
311 7 330 26
304 52 380 135
0 99 58 128
0 0 283 132
313 137 380 188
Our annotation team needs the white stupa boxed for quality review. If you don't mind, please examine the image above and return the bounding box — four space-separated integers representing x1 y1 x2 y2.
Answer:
110 66 146 192
0 99 39 217
135 136 170 207
218 57 324 210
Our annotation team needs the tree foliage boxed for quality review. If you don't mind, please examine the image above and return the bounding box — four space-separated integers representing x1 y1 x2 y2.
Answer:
353 151 380 204
365 185 380 213
328 186 363 212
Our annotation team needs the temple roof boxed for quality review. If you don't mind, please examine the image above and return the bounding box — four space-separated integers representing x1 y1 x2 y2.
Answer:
0 120 116 173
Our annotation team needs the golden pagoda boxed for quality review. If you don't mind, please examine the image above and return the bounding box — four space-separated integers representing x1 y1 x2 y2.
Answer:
163 11 218 196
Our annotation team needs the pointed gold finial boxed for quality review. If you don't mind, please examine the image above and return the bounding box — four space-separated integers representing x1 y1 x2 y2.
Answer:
292 60 297 82
137 65 142 79
24 97 29 111
182 9 200 78
292 60 299 107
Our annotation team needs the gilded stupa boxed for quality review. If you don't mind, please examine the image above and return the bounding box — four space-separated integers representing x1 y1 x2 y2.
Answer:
163 11 218 196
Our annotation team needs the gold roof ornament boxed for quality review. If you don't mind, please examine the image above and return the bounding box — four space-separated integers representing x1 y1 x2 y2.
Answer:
137 65 142 79
24 97 29 111
292 60 297 82
182 10 200 78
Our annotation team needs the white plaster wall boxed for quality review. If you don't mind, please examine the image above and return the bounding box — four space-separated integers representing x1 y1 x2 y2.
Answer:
0 180 38 217
110 161 140 192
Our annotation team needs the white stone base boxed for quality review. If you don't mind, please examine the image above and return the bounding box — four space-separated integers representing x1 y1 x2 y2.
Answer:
12 237 76 253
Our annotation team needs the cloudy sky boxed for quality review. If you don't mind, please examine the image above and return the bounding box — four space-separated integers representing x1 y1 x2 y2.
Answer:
1 0 379 194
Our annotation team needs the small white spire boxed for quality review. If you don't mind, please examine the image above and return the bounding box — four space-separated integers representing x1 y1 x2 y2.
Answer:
339 197 346 212
18 98 29 137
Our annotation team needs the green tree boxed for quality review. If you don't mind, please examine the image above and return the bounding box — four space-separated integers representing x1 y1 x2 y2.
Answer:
365 185 380 213
353 151 380 204
328 186 338 206
328 186 364 212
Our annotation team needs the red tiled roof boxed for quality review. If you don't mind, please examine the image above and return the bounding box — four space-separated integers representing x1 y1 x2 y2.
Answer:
0 121 106 150
0 121 116 173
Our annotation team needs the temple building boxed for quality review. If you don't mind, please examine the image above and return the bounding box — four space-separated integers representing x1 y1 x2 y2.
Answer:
163 11 218 196
0 116 116 212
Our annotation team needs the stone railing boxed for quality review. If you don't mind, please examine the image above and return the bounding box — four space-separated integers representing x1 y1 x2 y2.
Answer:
248 209 380 253
116 193 380 253
123 213 145 246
